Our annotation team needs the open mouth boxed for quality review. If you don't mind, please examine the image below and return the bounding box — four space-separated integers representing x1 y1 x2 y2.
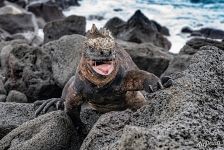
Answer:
89 60 114 76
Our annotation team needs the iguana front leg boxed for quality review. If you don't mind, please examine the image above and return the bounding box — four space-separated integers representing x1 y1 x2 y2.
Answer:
121 70 164 93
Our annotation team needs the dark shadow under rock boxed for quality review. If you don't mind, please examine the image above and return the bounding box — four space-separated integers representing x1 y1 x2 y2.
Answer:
0 102 35 139
4 44 62 102
180 38 224 55
80 46 224 149
104 10 171 50
43 15 86 43
0 111 83 150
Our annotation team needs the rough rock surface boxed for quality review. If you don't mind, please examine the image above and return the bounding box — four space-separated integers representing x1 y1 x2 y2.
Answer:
43 15 86 43
105 10 171 50
0 102 35 139
42 34 85 87
118 40 172 77
4 44 62 102
0 111 83 150
180 38 224 55
81 46 224 149
27 1 65 23
6 90 28 103
162 54 192 77
0 39 28 74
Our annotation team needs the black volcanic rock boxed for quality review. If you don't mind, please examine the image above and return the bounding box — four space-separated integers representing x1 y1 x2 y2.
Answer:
27 1 65 24
182 27 224 40
7 0 27 8
117 40 172 77
4 44 62 102
43 15 86 43
42 34 85 87
80 46 224 149
0 111 83 150
104 17 125 36
105 10 171 50
0 12 37 35
6 90 28 103
28 0 80 9
0 102 35 139
180 38 224 55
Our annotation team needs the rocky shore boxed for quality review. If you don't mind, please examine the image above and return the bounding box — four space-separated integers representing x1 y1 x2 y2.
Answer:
0 0 224 149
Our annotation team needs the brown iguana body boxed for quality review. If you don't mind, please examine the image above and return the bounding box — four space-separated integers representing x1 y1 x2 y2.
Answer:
35 24 172 126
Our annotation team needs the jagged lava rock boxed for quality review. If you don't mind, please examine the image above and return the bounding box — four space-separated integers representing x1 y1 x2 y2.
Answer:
105 10 171 50
104 17 125 36
4 44 62 102
43 15 86 43
0 111 83 150
81 46 224 149
180 38 224 55
42 34 85 87
0 102 35 139
117 40 172 77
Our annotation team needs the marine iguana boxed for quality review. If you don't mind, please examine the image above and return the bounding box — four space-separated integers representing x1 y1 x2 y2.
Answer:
35 24 172 126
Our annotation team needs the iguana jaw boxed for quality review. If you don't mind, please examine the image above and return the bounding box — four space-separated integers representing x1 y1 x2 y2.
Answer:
89 60 114 76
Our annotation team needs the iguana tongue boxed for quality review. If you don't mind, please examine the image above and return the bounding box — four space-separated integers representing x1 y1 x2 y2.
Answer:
93 64 113 75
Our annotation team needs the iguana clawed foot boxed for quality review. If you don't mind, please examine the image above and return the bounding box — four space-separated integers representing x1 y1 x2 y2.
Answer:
34 98 64 117
161 76 173 88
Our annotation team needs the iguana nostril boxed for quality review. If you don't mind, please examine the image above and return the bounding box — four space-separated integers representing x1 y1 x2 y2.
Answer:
100 51 104 55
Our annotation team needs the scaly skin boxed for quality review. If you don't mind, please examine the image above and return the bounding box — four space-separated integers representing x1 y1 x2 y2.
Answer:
35 24 172 126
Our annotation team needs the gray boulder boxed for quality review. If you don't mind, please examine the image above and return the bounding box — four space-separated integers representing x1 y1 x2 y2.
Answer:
43 15 86 43
4 43 62 102
6 90 28 103
0 12 38 35
118 40 173 77
0 111 83 150
0 102 35 139
42 34 85 87
81 46 224 149
180 38 224 55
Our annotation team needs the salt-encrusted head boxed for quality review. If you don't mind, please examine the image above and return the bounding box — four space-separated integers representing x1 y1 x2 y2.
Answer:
81 24 117 76
85 24 115 50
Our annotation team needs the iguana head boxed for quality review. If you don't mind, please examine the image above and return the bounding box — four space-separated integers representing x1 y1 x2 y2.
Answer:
80 24 119 86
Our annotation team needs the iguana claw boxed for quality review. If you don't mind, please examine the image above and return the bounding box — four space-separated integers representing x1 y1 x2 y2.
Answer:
34 98 64 117
161 76 173 88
